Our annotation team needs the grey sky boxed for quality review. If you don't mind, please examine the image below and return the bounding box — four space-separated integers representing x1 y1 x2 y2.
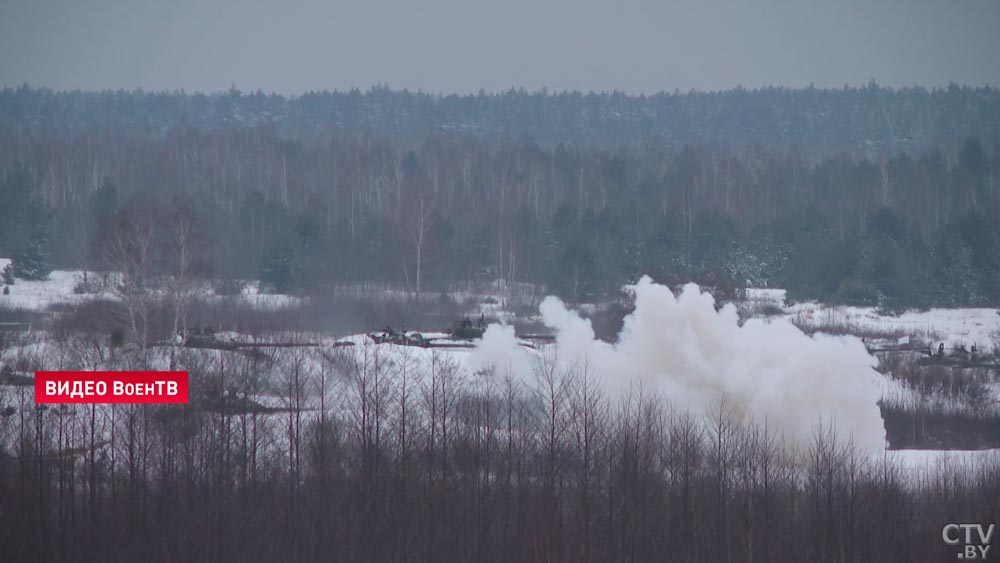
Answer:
1 0 998 94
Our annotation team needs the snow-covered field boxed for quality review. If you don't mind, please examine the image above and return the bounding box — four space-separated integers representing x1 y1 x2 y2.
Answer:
6 272 996 350
0 269 528 319
3 272 999 474
0 269 305 311
747 288 1000 351
234 282 304 309
3 270 997 366
0 270 115 310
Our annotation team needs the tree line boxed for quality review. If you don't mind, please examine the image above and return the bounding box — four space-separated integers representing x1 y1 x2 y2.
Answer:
1 123 998 308
2 83 999 155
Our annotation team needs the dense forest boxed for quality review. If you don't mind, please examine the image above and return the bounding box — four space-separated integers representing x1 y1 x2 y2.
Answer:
0 86 999 308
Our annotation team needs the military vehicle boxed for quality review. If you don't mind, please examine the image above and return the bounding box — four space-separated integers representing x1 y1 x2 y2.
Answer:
447 314 487 340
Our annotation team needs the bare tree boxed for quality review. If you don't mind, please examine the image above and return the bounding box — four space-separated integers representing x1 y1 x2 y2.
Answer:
398 189 439 296
164 201 205 349
105 206 156 348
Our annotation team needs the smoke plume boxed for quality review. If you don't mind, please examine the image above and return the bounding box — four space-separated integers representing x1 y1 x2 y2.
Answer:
472 276 887 450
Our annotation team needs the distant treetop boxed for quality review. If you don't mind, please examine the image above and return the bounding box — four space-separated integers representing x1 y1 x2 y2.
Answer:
1 84 997 157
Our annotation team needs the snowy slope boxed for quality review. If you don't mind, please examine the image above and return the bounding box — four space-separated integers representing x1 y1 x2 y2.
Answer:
0 270 115 310
0 269 307 311
746 288 1000 351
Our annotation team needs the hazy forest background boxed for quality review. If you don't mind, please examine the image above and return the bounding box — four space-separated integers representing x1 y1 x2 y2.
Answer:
1 84 999 309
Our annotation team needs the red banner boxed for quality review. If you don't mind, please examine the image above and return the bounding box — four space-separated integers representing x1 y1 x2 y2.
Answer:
35 371 189 404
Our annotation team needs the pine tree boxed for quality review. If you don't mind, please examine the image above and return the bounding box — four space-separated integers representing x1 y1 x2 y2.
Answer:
1 163 53 280
259 238 294 293
13 229 53 280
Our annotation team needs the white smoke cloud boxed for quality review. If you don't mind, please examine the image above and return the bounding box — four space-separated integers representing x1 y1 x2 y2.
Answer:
466 323 534 379
471 276 887 451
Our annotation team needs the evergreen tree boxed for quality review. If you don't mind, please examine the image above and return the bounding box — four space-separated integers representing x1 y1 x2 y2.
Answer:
12 233 53 280
259 237 294 293
0 163 53 280
87 180 120 269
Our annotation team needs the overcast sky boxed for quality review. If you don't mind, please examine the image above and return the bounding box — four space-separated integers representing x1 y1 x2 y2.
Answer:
1 0 998 95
